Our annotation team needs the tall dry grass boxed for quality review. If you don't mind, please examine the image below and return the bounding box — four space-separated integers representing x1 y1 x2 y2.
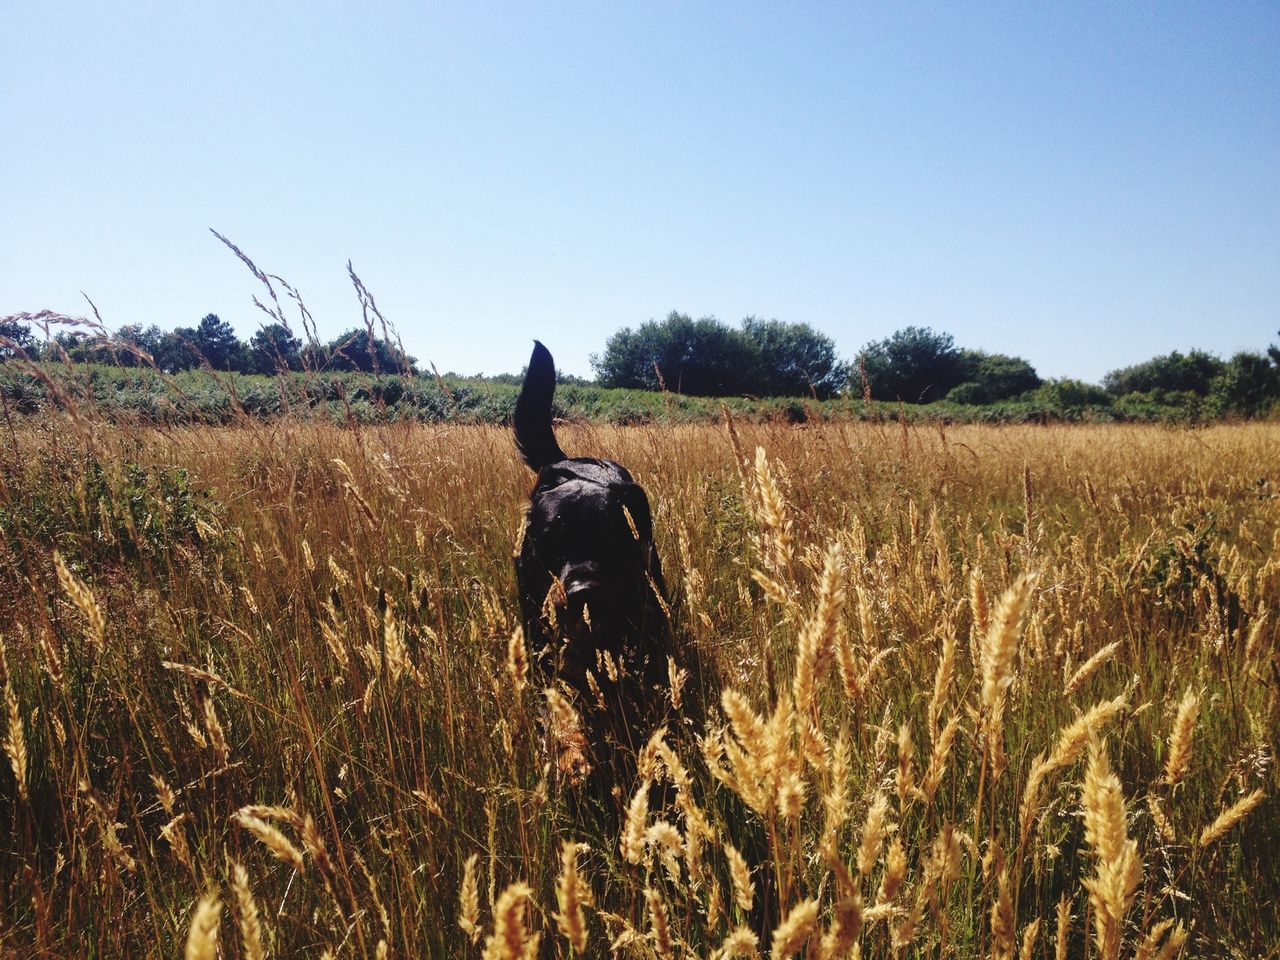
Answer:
0 413 1277 957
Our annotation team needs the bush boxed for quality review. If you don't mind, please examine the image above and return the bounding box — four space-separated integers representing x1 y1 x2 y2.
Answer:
953 351 1041 402
1031 378 1113 408
1104 350 1225 396
946 381 988 405
1207 352 1280 418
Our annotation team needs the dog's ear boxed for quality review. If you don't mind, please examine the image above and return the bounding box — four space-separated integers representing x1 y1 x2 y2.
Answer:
514 340 568 471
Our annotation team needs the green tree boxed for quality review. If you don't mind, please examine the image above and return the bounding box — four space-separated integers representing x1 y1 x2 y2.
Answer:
325 328 416 374
592 312 764 396
1207 352 1279 418
740 317 849 398
109 324 168 367
0 319 36 360
52 330 100 363
855 326 967 402
948 350 1041 403
192 314 248 371
1102 350 1225 397
249 324 303 374
155 327 200 372
1268 329 1279 367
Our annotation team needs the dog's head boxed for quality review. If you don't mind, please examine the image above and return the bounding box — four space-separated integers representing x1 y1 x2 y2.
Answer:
519 458 662 645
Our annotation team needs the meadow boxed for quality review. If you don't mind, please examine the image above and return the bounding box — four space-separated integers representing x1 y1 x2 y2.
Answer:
0 412 1277 958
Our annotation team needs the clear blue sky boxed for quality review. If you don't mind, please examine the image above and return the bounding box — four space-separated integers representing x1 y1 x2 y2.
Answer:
3 2 1277 382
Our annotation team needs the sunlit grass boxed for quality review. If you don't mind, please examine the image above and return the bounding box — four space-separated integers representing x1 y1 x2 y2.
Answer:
0 416 1276 957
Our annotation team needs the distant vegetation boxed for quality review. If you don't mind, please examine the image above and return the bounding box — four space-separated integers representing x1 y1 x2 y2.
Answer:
2 307 1278 424
0 313 414 377
592 313 849 399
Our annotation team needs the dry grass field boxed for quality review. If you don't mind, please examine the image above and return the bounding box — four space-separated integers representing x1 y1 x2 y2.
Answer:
0 415 1277 958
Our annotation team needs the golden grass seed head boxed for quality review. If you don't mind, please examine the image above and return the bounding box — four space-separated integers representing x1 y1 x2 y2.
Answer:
858 791 892 877
646 821 684 883
1198 788 1265 849
820 728 852 857
160 815 194 873
777 770 807 820
645 887 673 960
770 899 819 959
721 689 769 772
1054 894 1071 960
980 572 1036 725
80 782 138 875
821 893 862 958
1133 920 1177 960
1081 739 1130 867
554 840 589 953
231 811 305 873
184 895 222 960
620 780 651 865
202 697 230 766
1080 738 1141 960
929 627 957 738
667 655 688 711
235 804 303 829
151 773 177 816
892 891 926 952
37 622 65 686
990 865 1016 960
1064 640 1123 697
1018 918 1042 960
725 842 755 914
921 715 960 805
1018 753 1054 851
876 838 907 905
459 853 482 943
1152 924 1188 960
1164 687 1200 787
896 722 915 806
52 549 106 652
716 926 760 958
752 447 794 579
301 814 336 889
544 687 592 785
1048 694 1129 770
931 824 963 887
3 679 27 803
506 626 528 694
482 882 534 960
230 860 265 960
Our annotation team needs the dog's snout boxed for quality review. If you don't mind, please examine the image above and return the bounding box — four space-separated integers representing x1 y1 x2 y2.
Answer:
565 579 601 599
561 562 604 602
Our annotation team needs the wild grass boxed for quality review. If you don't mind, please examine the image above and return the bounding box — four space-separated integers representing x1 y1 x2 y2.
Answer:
0 413 1277 957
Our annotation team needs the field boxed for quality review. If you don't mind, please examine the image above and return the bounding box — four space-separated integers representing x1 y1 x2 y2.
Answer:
0 414 1277 958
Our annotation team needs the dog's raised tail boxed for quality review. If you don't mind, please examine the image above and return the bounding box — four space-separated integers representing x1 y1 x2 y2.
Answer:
514 340 568 470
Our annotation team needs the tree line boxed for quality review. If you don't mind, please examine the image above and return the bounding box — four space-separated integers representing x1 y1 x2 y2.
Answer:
0 314 413 376
592 312 1280 416
3 310 1278 416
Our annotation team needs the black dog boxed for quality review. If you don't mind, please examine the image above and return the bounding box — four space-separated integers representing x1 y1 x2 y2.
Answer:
513 341 674 754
